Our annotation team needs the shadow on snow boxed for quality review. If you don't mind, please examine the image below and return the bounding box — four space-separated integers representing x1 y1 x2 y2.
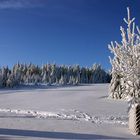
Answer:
0 128 133 140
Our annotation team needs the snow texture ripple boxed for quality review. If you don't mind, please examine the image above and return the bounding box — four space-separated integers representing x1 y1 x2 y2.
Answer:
0 108 128 125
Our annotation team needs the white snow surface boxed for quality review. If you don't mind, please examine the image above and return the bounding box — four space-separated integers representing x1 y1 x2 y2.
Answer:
0 84 139 140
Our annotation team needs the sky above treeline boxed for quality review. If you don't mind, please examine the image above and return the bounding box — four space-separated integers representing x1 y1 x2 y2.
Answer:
0 0 139 70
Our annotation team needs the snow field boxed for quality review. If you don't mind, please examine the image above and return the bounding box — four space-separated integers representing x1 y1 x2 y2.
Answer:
0 84 139 140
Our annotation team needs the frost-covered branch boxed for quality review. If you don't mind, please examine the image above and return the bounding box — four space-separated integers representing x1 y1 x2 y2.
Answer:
109 7 140 99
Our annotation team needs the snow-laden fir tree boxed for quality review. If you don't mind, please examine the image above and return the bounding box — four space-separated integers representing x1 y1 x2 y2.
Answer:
109 8 140 135
109 7 140 99
92 64 109 83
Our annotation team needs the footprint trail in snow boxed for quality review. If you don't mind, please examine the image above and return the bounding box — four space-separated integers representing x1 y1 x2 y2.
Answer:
0 108 128 126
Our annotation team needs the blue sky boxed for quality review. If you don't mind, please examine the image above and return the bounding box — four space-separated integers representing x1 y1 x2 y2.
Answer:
0 0 139 70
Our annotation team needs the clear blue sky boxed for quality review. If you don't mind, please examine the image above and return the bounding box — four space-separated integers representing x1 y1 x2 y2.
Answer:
0 0 139 70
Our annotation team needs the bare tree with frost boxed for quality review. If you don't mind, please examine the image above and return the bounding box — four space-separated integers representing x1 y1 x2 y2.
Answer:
109 8 140 99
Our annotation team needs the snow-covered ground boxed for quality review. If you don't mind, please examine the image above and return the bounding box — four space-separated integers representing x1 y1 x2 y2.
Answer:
0 84 139 140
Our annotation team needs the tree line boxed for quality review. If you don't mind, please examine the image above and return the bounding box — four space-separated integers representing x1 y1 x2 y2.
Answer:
0 63 111 88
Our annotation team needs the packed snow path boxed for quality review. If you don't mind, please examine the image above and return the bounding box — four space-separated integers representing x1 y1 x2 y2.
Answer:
0 84 139 140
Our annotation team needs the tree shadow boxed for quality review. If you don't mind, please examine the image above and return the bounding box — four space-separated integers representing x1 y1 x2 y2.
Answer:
0 128 131 139
0 136 12 140
0 84 86 95
0 84 109 95
98 95 108 99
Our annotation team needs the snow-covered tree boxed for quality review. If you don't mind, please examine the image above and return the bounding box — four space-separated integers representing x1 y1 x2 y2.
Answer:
0 62 110 88
109 8 140 99
0 69 3 87
6 73 15 88
92 64 108 83
72 65 80 85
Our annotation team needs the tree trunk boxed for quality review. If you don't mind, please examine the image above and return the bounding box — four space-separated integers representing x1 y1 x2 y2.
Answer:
129 103 140 135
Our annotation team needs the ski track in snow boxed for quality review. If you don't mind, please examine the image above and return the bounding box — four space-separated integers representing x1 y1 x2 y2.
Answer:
0 108 128 126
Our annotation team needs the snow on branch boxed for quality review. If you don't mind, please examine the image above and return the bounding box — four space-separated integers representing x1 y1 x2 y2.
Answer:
109 7 140 99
